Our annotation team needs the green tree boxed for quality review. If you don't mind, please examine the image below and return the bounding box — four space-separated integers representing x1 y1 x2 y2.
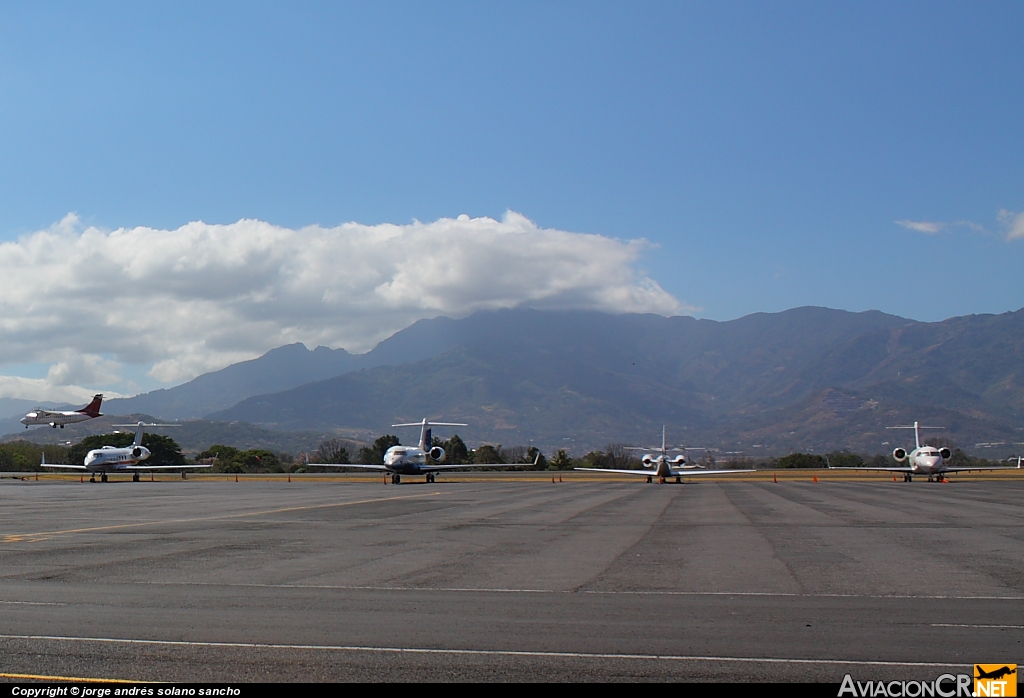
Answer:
358 435 399 465
315 438 351 464
68 432 185 466
549 449 574 471
0 442 69 472
826 451 864 468
240 449 280 472
196 445 240 472
472 444 504 464
776 453 827 469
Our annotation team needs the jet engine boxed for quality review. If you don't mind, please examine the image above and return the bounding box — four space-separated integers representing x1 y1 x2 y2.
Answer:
429 446 446 462
132 446 143 458
939 447 951 460
642 455 655 466
671 454 687 466
893 448 907 462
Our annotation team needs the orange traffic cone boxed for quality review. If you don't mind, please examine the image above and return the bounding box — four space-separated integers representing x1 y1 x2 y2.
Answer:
773 473 777 483
813 475 818 483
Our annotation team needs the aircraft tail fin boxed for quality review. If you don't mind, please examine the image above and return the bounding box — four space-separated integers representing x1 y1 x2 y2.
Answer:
133 422 145 448
887 422 943 450
77 394 103 417
391 420 468 452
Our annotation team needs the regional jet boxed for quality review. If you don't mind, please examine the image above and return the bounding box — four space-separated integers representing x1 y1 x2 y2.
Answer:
575 426 754 483
829 422 1024 482
40 422 211 482
306 418 528 483
21 394 104 429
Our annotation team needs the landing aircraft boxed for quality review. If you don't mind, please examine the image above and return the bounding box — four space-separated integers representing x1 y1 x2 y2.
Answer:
21 394 104 429
829 422 1024 482
574 426 754 483
40 422 211 483
306 418 527 483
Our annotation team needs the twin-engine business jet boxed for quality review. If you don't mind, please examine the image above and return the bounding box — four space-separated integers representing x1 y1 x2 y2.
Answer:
21 394 103 429
307 419 521 484
575 426 754 483
40 422 212 483
830 422 1024 482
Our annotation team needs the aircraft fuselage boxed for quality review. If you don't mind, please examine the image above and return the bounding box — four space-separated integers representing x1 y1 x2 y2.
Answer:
383 446 437 474
82 445 152 473
20 411 94 428
906 448 944 475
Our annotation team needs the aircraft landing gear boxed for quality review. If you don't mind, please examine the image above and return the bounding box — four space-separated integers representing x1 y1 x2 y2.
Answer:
676 476 682 484
659 476 666 484
426 473 435 483
132 473 140 482
646 476 652 483
903 474 912 482
89 476 96 483
927 475 934 482
391 474 401 484
100 473 108 483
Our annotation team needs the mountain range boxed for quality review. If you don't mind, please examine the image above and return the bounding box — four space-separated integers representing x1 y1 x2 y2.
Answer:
5 306 1023 457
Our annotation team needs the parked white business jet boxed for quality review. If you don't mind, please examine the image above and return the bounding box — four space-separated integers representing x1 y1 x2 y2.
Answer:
306 418 526 483
829 422 1024 482
21 394 104 429
40 422 211 483
575 426 754 483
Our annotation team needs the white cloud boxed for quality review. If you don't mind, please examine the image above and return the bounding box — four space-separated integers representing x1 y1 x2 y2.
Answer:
999 209 1024 241
899 212 1024 241
0 375 124 403
45 353 123 387
896 220 944 234
0 211 688 394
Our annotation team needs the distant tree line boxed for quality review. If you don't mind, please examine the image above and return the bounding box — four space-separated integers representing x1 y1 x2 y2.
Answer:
1 432 1016 475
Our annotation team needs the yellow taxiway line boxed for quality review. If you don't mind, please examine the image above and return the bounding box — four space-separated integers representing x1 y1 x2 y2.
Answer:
0 671 144 683
0 491 442 544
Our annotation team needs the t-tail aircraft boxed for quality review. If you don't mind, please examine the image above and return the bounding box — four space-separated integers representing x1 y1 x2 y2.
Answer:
306 418 531 483
575 426 754 483
829 421 1024 482
21 394 104 429
41 422 211 483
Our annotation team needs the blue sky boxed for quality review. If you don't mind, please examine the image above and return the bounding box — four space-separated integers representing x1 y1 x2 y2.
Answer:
0 2 1022 398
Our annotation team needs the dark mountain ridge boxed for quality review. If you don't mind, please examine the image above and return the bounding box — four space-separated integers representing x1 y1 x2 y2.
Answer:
207 306 1024 455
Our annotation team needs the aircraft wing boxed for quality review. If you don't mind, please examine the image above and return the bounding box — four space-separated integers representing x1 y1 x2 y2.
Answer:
827 466 916 473
39 463 87 470
575 467 755 476
670 468 756 476
938 465 1024 473
422 462 515 472
305 462 391 471
127 464 214 470
575 467 655 475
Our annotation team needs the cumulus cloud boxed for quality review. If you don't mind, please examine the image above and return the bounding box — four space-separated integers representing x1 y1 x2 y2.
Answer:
0 375 124 403
0 211 687 395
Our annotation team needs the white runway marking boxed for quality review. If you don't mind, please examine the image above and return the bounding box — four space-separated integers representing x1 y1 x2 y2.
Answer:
0 600 66 606
130 581 1024 601
0 633 972 668
931 623 1024 629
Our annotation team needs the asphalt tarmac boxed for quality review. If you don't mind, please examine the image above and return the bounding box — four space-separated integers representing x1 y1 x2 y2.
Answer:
1 473 1022 682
